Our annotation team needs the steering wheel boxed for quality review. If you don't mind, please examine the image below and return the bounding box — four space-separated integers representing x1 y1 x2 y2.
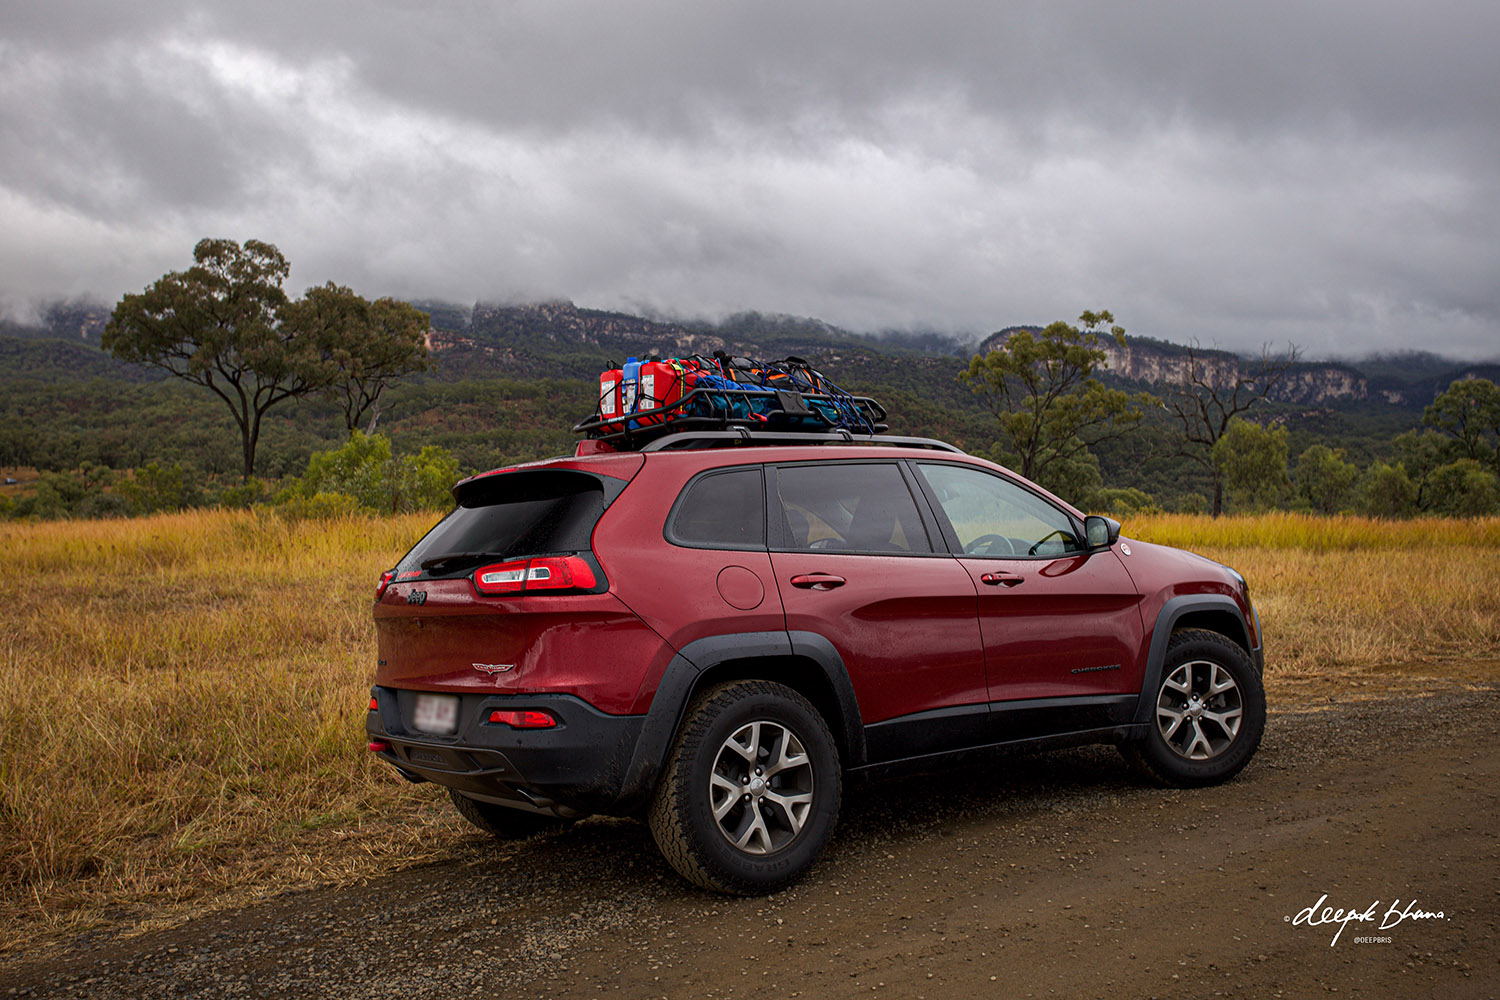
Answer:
1027 529 1070 556
963 533 1016 556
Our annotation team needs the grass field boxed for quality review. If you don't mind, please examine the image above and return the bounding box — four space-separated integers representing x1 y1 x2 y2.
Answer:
2 510 1498 953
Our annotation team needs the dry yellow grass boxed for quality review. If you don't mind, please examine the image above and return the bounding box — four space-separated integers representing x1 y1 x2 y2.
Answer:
1128 514 1500 678
0 509 467 953
1 509 1498 954
1127 511 1500 552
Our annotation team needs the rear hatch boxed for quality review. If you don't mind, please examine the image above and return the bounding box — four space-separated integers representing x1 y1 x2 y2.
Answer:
373 457 645 701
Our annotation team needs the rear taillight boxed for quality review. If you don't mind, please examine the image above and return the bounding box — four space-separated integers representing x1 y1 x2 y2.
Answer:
376 569 396 599
488 709 557 729
474 559 528 593
473 556 597 596
525 556 597 591
368 696 378 712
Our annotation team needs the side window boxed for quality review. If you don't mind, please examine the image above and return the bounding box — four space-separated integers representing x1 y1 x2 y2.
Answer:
916 463 1083 558
669 468 766 549
775 463 933 555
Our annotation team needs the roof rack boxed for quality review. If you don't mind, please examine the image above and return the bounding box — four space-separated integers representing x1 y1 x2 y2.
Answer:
573 385 890 450
638 429 964 453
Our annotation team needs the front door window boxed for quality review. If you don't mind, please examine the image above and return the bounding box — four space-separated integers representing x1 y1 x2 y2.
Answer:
916 462 1083 558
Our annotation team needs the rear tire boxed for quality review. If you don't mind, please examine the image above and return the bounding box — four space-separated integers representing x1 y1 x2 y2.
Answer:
1122 628 1266 788
648 680 841 894
448 788 570 839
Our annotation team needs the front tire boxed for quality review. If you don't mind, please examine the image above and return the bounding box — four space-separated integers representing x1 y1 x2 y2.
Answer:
648 680 841 894
1122 628 1266 787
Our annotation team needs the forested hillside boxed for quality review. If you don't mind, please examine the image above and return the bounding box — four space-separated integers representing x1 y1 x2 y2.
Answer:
2 298 1496 516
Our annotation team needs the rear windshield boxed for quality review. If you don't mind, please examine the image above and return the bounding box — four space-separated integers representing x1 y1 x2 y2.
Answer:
396 470 606 577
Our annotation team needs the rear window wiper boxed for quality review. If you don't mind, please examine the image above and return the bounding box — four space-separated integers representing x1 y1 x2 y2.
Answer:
419 551 509 573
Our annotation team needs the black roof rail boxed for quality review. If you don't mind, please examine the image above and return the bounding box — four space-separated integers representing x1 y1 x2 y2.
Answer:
639 429 964 453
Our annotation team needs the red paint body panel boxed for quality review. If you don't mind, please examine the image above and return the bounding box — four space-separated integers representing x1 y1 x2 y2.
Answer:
1114 538 1256 655
956 550 1145 701
770 551 985 725
590 458 788 713
373 579 671 715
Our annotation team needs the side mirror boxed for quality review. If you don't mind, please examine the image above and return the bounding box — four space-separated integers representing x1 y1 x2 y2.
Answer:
1084 515 1121 550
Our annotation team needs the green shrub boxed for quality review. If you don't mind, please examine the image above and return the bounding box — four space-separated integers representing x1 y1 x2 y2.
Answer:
1174 492 1208 515
281 432 459 514
117 461 201 515
1427 460 1500 517
1358 462 1418 518
1092 487 1160 516
1296 445 1358 515
217 477 272 509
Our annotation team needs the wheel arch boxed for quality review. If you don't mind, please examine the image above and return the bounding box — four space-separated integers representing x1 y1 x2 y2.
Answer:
1170 608 1252 659
1131 595 1258 727
617 631 866 812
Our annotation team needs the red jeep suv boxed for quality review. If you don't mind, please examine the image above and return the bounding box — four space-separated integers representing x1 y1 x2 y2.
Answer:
366 430 1265 894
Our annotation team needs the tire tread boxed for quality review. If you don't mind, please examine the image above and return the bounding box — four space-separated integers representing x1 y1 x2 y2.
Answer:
648 679 840 895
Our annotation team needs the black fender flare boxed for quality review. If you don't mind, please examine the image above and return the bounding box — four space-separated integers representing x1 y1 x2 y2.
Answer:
1131 594 1257 727
788 630 868 767
616 631 866 809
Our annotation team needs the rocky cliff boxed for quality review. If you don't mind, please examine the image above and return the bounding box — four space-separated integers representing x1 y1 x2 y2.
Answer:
1096 339 1369 405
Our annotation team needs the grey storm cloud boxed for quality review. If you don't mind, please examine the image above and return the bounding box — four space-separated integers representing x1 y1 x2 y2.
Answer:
1 0 1498 357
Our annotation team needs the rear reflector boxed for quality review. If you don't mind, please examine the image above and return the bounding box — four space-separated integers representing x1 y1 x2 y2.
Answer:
368 740 390 752
368 697 379 711
473 556 597 596
488 709 557 729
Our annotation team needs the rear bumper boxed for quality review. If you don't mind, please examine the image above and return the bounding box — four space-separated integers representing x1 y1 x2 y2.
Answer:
365 687 645 817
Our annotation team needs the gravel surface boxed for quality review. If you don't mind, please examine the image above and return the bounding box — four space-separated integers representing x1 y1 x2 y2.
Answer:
6 682 1498 999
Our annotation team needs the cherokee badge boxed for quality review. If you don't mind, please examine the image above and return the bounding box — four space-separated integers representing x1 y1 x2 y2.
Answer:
472 662 516 675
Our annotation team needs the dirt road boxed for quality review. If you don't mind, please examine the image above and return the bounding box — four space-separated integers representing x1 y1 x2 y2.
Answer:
7 681 1498 999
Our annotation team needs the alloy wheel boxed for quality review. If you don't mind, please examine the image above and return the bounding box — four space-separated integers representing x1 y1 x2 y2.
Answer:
708 721 815 855
1155 660 1244 760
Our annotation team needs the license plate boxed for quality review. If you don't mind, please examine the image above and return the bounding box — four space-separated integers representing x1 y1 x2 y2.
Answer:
413 693 459 735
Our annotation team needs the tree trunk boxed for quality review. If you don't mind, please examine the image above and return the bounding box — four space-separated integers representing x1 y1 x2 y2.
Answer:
242 410 263 483
1211 476 1224 518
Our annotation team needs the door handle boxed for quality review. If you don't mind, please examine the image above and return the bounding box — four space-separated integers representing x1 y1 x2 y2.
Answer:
980 572 1024 587
790 573 846 590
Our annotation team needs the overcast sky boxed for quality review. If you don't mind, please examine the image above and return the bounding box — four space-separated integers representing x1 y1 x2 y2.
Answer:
2 1 1497 358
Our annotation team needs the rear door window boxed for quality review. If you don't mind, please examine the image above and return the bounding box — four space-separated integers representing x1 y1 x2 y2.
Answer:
667 467 766 549
773 463 934 554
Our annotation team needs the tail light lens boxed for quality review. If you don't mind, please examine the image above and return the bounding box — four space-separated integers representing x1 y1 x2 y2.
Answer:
473 556 597 596
376 569 396 599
